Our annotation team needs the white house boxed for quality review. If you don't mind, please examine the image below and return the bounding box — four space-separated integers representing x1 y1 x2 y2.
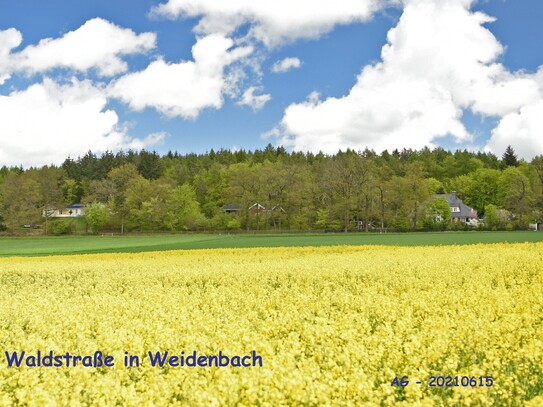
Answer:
434 192 478 225
43 203 86 218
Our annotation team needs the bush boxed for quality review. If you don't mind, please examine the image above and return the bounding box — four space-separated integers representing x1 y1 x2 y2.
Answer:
210 213 230 230
226 218 241 231
85 203 108 235
50 220 71 236
447 221 460 231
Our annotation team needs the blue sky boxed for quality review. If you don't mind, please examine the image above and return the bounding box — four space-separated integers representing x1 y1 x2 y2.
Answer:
0 0 541 167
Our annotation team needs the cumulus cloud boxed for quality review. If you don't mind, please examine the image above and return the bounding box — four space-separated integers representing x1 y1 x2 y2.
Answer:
237 86 271 110
0 18 155 83
484 67 543 159
0 28 23 84
147 0 393 119
485 100 543 161
109 34 252 119
0 79 159 167
150 0 389 46
271 57 302 73
278 79 469 153
273 0 543 156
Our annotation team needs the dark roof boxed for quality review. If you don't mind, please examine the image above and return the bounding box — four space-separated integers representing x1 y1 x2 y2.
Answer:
434 192 477 219
66 203 85 209
223 204 242 211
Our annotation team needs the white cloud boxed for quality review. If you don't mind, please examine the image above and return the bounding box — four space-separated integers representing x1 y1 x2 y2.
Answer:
147 1 392 121
385 0 540 117
151 0 390 46
271 57 302 73
0 28 22 55
0 78 159 167
237 86 271 110
0 18 155 83
109 34 252 119
485 100 543 160
0 28 23 84
277 79 469 153
273 0 543 155
137 132 169 147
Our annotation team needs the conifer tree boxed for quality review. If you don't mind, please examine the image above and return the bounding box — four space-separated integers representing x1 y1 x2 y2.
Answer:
502 145 519 167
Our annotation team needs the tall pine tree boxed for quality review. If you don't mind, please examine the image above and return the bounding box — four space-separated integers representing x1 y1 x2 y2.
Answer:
502 145 519 167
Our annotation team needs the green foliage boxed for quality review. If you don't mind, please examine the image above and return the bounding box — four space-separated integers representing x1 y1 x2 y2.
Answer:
315 208 330 230
3 146 543 234
451 168 500 215
50 219 71 236
484 204 499 230
0 214 7 232
107 163 141 233
63 178 83 204
387 162 430 231
85 203 109 235
424 197 452 230
226 218 241 231
210 213 231 230
137 150 165 180
498 167 532 227
427 178 444 194
171 184 205 230
193 163 226 218
483 204 511 230
2 172 42 230
502 145 519 167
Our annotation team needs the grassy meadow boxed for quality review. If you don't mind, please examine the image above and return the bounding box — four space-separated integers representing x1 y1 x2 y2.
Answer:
1 230 543 256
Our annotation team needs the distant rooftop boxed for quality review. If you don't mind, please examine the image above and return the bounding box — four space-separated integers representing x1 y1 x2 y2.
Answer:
434 192 477 219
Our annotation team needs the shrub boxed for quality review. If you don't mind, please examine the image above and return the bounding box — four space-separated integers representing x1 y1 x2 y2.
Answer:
226 218 241 231
50 220 71 236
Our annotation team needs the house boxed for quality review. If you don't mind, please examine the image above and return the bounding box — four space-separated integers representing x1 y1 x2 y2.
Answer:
434 191 478 224
223 204 242 214
223 203 267 216
43 203 86 218
248 203 265 215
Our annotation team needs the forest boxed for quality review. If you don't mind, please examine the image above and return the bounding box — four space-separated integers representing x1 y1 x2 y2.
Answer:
0 144 541 235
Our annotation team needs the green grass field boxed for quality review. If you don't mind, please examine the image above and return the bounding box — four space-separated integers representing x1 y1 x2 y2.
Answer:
1 231 543 257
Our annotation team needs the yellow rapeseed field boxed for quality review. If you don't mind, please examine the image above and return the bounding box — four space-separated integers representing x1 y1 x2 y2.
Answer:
1 243 542 405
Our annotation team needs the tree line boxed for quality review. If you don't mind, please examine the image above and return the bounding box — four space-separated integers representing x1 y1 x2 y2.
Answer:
0 144 541 234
